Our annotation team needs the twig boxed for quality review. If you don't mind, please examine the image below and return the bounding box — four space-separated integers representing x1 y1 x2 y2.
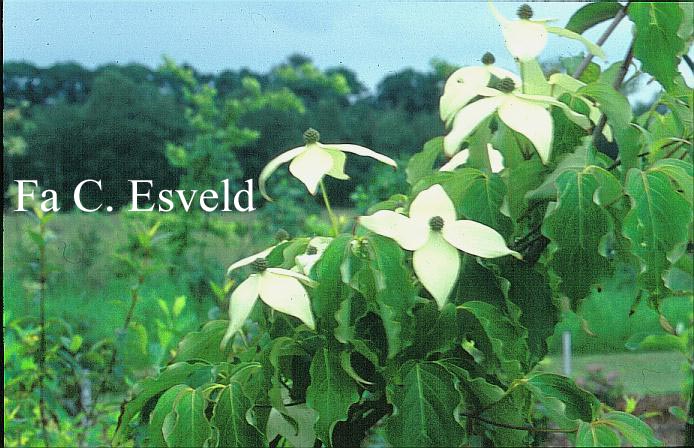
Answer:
591 41 635 147
91 276 144 405
37 218 51 447
684 55 694 76
572 3 629 79
606 151 649 171
460 412 577 434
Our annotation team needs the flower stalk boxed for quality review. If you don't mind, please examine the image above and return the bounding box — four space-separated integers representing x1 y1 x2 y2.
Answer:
319 180 339 236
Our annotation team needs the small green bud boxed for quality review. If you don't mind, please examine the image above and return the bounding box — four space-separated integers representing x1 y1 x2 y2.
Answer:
517 4 533 20
429 216 444 231
275 229 289 241
497 77 516 93
251 258 268 273
481 52 496 65
306 245 318 255
303 128 320 144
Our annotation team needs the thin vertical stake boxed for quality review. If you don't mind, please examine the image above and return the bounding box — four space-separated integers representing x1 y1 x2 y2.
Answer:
562 331 572 376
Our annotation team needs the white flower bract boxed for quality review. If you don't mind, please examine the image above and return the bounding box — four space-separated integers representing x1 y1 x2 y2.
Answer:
222 247 317 349
295 236 333 275
440 143 505 173
359 184 521 308
489 2 606 62
442 81 592 163
259 139 397 201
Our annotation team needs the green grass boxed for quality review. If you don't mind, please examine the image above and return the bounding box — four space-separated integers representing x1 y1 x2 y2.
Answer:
541 351 688 395
4 212 692 359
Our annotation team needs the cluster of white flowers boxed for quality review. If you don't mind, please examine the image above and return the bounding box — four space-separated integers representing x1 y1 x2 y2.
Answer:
222 2 605 347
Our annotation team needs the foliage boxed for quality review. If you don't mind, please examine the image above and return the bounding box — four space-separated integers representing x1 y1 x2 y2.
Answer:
112 3 692 448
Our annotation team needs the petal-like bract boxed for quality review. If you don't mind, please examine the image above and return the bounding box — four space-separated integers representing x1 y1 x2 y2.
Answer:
288 144 335 195
497 96 553 164
227 245 276 276
324 143 398 168
413 232 460 309
502 20 548 61
440 149 471 172
266 267 318 287
440 66 492 126
359 210 429 251
443 220 521 259
409 184 457 224
439 144 504 173
259 146 307 201
324 147 350 180
443 96 505 156
259 271 316 330
221 274 261 349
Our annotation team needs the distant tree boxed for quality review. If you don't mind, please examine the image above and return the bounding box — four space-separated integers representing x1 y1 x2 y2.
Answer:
376 67 442 113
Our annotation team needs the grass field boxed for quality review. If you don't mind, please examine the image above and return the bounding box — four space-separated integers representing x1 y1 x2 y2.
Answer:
543 351 688 395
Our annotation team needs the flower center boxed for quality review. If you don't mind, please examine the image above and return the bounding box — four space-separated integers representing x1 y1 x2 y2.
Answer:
517 4 533 20
275 229 289 242
497 77 516 93
429 216 444 231
303 128 320 144
481 52 496 65
251 257 268 273
306 245 318 255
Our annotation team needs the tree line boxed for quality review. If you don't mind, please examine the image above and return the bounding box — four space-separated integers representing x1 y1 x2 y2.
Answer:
3 55 454 209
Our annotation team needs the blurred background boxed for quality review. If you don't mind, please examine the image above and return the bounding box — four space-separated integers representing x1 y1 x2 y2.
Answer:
3 1 692 445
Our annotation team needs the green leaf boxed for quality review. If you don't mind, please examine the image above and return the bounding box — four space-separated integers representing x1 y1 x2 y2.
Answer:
542 170 614 306
566 2 623 34
408 302 458 358
414 168 512 236
576 420 621 447
312 235 353 328
649 158 694 205
172 296 186 318
522 373 600 429
305 348 360 447
146 385 188 448
526 146 588 201
407 137 443 186
173 320 232 364
623 169 692 296
384 362 466 447
162 388 212 447
493 260 557 364
121 321 150 371
629 2 685 91
365 235 416 357
211 382 265 447
546 26 606 60
600 411 663 446
437 360 505 409
560 55 601 84
503 158 545 222
458 301 528 382
114 362 213 445
578 82 632 133
584 165 623 206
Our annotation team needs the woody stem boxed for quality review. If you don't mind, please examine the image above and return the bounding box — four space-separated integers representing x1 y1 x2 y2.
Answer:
319 180 339 236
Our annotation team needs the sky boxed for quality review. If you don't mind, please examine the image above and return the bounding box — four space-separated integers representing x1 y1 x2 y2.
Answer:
3 1 692 99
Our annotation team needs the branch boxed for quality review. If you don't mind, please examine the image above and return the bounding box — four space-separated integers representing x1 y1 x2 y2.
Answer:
572 3 629 79
591 40 635 146
460 412 577 434
38 218 51 447
683 55 694 76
